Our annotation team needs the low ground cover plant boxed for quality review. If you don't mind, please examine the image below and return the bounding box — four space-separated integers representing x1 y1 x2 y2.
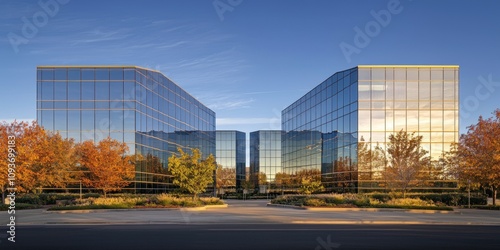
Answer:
271 193 456 210
47 193 223 210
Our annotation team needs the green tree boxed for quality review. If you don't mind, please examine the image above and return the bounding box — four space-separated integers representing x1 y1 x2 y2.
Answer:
299 177 324 195
383 130 430 197
168 148 216 199
457 110 500 205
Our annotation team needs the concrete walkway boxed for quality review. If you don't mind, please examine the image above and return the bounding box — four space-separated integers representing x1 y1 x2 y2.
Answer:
2 199 500 226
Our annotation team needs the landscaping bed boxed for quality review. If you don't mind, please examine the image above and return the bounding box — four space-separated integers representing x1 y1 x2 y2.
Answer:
47 194 224 211
0 203 41 211
271 194 454 211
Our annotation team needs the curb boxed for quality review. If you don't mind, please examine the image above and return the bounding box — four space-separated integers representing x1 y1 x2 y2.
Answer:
289 220 497 225
266 203 457 214
45 204 228 214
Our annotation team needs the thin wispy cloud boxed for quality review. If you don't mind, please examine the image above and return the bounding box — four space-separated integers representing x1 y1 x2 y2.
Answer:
71 28 132 45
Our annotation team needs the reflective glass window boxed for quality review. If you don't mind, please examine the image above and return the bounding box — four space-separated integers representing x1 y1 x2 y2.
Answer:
95 69 109 80
431 81 443 100
371 110 385 131
407 82 418 100
68 69 80 80
358 110 371 131
41 82 54 100
110 69 124 80
81 111 94 131
419 69 430 81
54 82 67 100
110 132 123 142
385 111 394 131
81 82 94 100
419 110 430 131
124 69 135 80
443 82 454 100
394 69 406 81
394 81 406 100
419 81 430 100
95 111 109 131
81 69 94 80
371 81 385 100
41 110 54 130
110 110 124 131
54 111 67 131
431 70 443 81
431 111 443 130
358 82 370 101
407 111 419 132
54 69 67 80
394 110 406 130
68 81 80 100
110 81 124 100
444 70 455 82
68 111 80 131
41 69 54 81
358 69 370 81
95 81 109 100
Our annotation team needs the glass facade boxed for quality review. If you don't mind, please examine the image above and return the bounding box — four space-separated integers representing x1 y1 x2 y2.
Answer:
37 66 216 192
216 130 246 189
249 130 282 187
282 65 459 192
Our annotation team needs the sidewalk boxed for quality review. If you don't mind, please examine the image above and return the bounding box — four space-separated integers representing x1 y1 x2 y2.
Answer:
2 200 500 226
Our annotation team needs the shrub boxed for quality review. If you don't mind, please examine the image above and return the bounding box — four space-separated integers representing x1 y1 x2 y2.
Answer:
200 197 223 205
386 198 434 207
304 198 326 207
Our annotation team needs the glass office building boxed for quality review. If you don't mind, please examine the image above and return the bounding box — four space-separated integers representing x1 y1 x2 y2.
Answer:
37 66 216 192
282 65 459 192
216 131 246 190
249 130 282 189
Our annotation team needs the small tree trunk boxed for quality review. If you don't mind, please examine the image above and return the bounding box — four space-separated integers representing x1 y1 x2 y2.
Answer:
103 190 107 198
493 186 497 206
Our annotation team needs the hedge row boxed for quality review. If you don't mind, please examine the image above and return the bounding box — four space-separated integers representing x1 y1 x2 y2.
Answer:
366 193 487 206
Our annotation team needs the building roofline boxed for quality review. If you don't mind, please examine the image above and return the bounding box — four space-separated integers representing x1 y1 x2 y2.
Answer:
37 65 215 115
37 65 162 72
357 65 459 68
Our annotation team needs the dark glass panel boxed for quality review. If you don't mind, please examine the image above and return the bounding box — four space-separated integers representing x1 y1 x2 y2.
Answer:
110 69 124 80
41 69 54 81
41 81 54 100
95 69 109 80
54 69 67 80
68 69 80 80
81 69 94 80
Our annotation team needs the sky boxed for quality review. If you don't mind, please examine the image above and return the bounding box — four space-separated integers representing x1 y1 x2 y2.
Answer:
1 0 499 136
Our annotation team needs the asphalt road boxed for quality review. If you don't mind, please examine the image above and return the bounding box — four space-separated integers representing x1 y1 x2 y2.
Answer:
1 224 499 250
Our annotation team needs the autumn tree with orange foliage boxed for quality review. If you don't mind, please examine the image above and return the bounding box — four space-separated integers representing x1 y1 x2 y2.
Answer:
77 137 135 197
1 121 78 195
457 109 500 205
215 164 236 195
